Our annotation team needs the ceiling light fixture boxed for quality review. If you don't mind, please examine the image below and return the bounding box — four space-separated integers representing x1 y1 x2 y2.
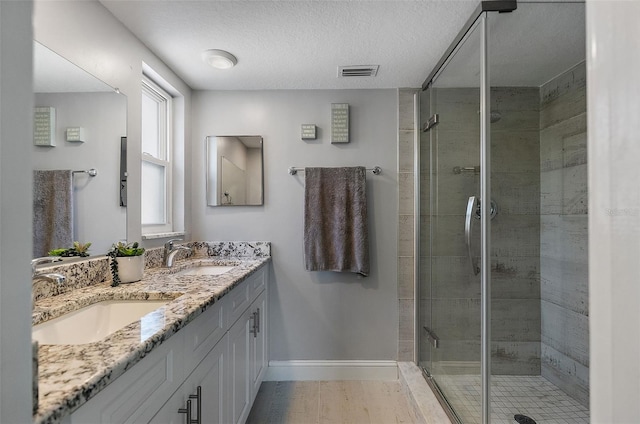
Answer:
201 49 237 69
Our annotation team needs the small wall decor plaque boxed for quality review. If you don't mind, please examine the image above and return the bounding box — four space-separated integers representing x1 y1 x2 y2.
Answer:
66 127 86 143
301 124 317 140
331 103 349 144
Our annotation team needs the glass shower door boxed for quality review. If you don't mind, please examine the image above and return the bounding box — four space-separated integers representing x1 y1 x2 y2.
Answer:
419 3 589 423
419 15 485 424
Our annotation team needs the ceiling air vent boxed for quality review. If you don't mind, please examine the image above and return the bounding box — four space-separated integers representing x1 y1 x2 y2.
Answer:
338 65 379 78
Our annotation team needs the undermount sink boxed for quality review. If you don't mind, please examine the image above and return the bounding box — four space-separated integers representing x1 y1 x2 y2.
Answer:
32 300 170 345
175 265 235 276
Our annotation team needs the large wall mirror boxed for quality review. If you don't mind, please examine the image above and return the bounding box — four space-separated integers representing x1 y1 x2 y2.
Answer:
206 136 264 206
33 41 127 258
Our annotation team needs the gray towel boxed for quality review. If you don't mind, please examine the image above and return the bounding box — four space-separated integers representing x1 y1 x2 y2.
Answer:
33 170 73 257
304 167 370 277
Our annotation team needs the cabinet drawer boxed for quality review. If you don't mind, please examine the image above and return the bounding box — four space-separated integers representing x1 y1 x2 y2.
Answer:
228 278 251 326
248 267 266 304
70 332 184 424
182 298 227 373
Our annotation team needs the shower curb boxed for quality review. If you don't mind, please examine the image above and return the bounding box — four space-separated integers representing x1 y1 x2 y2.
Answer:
398 362 452 424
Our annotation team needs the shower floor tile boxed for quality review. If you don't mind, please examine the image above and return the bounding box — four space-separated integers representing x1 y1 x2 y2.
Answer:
436 374 589 424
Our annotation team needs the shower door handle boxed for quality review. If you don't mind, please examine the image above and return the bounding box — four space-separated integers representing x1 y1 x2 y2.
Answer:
465 196 480 275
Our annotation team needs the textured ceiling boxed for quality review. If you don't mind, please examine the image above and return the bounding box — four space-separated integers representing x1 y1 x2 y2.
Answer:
99 0 478 90
99 1 585 91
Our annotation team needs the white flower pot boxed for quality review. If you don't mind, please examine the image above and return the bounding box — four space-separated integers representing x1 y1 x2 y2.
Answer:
116 256 144 283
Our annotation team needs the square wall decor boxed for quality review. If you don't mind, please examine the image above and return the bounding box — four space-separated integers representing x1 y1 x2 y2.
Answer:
301 124 317 140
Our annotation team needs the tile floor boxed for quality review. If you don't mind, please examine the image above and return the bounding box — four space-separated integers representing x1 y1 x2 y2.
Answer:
246 380 419 424
436 374 590 424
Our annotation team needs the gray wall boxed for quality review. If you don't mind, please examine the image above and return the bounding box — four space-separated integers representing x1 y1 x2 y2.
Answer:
540 63 589 405
192 90 399 360
33 92 127 255
0 1 34 422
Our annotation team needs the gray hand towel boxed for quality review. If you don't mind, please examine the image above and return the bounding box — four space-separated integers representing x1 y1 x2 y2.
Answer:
304 167 370 277
33 170 73 257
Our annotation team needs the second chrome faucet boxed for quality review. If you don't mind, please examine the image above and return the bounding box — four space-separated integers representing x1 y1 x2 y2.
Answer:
164 239 192 268
31 257 66 284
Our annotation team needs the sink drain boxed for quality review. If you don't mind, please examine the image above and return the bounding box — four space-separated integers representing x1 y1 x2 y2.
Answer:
514 414 537 424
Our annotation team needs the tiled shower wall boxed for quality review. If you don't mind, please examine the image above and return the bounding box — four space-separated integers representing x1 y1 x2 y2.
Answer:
539 62 589 406
490 87 542 374
421 87 541 374
397 88 419 361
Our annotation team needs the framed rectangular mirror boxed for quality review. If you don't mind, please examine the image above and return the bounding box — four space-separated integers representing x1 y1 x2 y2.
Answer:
206 136 263 206
33 41 127 258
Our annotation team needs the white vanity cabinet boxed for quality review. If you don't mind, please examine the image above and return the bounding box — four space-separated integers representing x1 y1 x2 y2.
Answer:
159 270 268 424
228 289 267 424
68 265 268 424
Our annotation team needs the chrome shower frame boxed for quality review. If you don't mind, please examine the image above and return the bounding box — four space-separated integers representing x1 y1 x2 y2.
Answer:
416 1 516 423
479 13 491 424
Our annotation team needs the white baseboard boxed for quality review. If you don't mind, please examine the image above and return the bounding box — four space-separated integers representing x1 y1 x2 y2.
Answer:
264 360 398 381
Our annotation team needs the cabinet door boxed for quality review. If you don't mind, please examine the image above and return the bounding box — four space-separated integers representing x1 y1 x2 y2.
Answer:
228 309 251 424
150 337 229 424
250 291 267 400
148 384 188 424
185 335 228 424
71 333 183 424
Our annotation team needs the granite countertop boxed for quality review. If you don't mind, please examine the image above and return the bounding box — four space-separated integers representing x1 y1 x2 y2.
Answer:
33 256 270 424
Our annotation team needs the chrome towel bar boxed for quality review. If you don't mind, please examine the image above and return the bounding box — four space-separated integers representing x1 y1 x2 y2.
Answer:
72 168 97 177
288 166 381 176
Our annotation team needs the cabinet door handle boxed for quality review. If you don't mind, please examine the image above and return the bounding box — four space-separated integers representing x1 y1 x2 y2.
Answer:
178 399 192 424
256 308 260 334
250 312 257 336
188 386 201 424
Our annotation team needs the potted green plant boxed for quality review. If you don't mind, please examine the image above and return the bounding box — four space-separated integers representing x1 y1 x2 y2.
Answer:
107 241 145 286
48 241 92 258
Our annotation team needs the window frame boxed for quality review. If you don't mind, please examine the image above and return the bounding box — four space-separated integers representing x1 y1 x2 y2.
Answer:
141 75 173 234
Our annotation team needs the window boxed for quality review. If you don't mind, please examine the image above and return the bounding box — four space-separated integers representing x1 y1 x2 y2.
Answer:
141 76 172 234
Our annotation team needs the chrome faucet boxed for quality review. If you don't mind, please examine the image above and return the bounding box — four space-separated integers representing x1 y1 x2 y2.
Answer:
31 257 66 284
164 239 192 268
